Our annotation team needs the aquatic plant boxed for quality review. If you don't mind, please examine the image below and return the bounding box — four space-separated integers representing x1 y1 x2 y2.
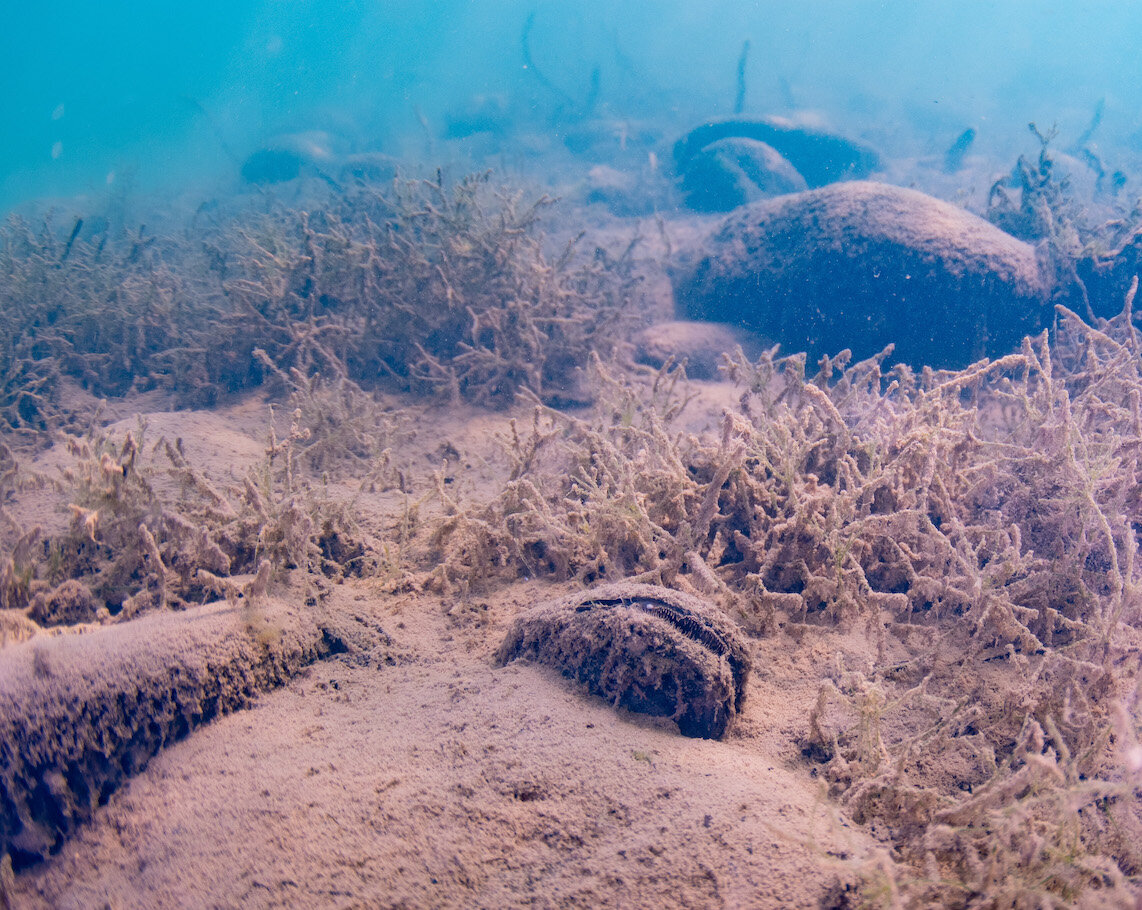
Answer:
423 299 1142 904
252 359 409 480
0 172 642 445
0 405 372 625
424 356 699 594
987 123 1077 244
223 171 639 407
0 214 219 441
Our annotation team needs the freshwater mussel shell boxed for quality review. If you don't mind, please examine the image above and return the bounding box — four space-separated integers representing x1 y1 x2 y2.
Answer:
496 582 752 739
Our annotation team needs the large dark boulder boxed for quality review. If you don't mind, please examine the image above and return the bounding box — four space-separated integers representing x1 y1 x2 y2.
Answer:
671 181 1052 370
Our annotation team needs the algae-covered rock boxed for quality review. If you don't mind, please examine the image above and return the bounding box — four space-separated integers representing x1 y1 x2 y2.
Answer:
674 116 881 190
679 137 808 212
672 181 1051 370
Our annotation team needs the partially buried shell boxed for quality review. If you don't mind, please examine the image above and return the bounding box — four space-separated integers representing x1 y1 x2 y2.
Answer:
495 582 752 739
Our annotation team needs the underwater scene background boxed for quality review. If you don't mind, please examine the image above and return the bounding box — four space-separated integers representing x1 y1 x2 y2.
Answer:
4 2 1142 908
5 0 1142 212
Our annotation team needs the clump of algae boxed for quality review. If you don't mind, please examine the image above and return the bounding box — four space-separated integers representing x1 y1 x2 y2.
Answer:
0 171 639 446
0 170 641 624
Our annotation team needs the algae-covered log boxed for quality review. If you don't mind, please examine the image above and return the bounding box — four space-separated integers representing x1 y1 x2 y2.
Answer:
0 598 378 868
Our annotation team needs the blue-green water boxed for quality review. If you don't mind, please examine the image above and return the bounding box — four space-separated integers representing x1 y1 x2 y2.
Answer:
4 0 1141 214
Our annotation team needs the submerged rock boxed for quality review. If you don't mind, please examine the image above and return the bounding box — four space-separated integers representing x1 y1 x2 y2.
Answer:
496 582 751 739
338 152 398 185
672 181 1050 370
240 131 343 185
674 116 881 191
634 320 766 380
579 165 649 216
444 94 511 139
678 137 807 212
240 147 303 184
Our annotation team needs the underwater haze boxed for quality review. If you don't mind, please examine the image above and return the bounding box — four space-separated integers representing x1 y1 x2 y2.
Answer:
4 0 1142 213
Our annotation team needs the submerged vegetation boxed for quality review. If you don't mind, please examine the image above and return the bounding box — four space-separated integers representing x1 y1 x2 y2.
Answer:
3 163 1142 905
0 169 640 634
424 305 1142 904
0 171 639 444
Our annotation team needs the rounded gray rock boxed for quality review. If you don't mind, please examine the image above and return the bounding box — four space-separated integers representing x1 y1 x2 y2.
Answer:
674 116 880 190
679 137 808 212
672 181 1051 369
634 320 765 380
